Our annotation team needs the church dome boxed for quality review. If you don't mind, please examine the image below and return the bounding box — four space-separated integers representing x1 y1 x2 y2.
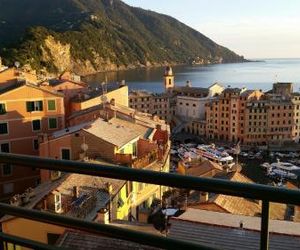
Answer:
164 66 173 76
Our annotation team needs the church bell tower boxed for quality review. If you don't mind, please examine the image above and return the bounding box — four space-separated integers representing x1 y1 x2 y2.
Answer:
164 66 174 92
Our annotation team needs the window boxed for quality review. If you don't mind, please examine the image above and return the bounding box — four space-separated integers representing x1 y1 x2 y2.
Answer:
3 183 14 194
32 120 41 131
0 122 8 135
0 103 6 114
61 148 71 160
0 143 11 176
33 139 39 150
26 101 43 112
48 118 58 129
1 143 9 153
2 164 12 176
47 100 56 111
47 233 60 245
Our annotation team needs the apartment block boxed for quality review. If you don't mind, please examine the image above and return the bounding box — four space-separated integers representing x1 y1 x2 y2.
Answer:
0 82 65 199
205 88 263 143
129 91 171 122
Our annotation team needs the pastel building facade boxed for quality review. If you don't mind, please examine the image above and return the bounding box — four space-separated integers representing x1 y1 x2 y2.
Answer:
244 83 298 146
39 103 170 220
0 82 65 199
70 83 129 114
129 91 171 122
176 83 224 121
205 88 263 143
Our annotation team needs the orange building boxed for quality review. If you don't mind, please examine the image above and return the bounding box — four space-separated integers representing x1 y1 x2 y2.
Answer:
205 88 263 143
205 83 300 146
0 81 65 200
0 67 38 89
43 79 88 118
245 83 300 146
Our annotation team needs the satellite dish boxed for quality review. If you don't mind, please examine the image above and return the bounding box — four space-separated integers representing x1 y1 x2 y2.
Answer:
14 61 20 68
81 143 89 152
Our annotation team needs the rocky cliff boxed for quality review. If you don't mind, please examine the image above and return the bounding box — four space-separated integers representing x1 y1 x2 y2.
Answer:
0 0 246 75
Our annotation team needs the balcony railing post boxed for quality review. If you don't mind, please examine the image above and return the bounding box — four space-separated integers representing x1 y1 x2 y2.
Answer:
260 200 270 250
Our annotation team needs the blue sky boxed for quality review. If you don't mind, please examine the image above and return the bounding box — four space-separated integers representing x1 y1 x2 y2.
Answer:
123 0 300 59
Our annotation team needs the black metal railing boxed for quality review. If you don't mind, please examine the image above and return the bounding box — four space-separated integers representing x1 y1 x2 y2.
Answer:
1 153 300 250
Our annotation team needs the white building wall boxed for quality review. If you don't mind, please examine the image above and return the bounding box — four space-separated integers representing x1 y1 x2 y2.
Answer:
176 83 224 121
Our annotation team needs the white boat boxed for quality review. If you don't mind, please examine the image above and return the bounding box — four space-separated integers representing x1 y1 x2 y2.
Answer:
270 169 297 180
195 145 234 167
270 161 300 171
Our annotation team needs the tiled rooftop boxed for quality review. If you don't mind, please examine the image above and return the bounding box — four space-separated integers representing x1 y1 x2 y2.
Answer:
169 208 300 250
57 230 161 250
186 171 287 220
84 118 142 148
184 160 223 177
71 83 125 102
1 169 126 223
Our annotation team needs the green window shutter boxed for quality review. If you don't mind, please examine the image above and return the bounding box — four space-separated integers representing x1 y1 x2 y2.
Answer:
0 104 6 114
39 101 43 111
48 100 56 111
26 102 33 112
49 118 57 129
61 149 70 160
32 120 41 131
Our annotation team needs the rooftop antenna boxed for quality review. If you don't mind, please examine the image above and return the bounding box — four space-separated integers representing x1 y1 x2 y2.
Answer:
14 61 20 76
14 61 20 69
100 75 110 120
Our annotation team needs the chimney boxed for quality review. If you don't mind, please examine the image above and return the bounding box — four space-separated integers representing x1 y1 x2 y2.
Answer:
73 186 79 199
120 80 126 87
43 199 48 210
106 183 113 195
110 98 116 106
199 192 209 203
97 208 110 224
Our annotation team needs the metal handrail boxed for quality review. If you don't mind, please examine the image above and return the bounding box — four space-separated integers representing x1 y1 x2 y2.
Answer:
0 153 299 205
0 203 211 250
0 232 61 250
1 153 300 250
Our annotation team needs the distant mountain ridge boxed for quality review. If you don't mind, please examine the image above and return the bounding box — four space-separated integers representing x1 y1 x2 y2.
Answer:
0 0 246 75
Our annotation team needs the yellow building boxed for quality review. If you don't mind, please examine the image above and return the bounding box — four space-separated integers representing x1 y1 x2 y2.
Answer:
70 83 129 113
164 66 175 92
1 171 129 249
